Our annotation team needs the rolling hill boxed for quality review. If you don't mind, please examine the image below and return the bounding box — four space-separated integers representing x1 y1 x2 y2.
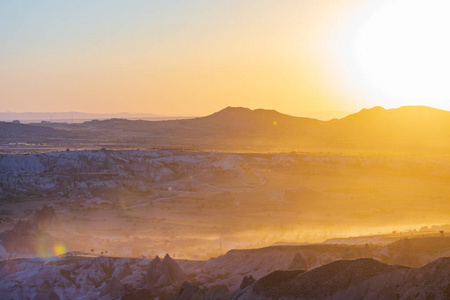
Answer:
2 106 449 154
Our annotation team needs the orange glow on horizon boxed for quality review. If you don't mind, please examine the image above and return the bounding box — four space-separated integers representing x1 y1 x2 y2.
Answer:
2 1 449 116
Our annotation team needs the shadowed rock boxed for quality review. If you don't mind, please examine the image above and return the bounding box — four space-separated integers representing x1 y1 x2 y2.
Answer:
171 282 230 300
239 275 255 289
33 280 60 300
163 253 187 284
112 262 132 280
171 281 204 300
288 252 308 270
144 254 186 288
99 277 126 298
252 269 306 297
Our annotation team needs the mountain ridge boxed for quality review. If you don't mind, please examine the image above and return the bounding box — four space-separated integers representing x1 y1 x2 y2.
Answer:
1 105 449 155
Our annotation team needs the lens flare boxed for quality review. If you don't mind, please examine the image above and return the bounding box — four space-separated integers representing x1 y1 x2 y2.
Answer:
53 243 67 256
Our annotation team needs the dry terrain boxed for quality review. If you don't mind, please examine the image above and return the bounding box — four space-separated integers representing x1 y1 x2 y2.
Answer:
1 150 449 260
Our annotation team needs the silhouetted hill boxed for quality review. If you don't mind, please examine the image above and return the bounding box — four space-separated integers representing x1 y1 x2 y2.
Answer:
0 111 166 123
245 257 450 299
0 122 67 139
325 106 450 153
4 106 450 154
199 106 321 128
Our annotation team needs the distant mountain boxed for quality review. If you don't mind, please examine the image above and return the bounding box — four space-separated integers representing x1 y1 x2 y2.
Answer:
325 105 450 154
0 121 72 140
180 107 323 145
2 106 449 154
201 106 321 126
0 111 187 123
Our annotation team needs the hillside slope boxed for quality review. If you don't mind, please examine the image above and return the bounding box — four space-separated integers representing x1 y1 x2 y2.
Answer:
238 257 450 299
3 105 450 154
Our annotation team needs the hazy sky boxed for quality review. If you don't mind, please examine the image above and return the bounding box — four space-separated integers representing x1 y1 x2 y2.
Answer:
1 0 450 116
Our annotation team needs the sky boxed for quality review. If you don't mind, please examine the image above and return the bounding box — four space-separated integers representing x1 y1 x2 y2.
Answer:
1 0 450 116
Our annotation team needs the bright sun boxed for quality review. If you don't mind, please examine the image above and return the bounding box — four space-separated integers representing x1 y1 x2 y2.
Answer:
349 0 450 109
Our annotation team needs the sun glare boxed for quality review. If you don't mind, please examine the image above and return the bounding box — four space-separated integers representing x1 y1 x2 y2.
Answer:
349 0 450 108
53 243 67 256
